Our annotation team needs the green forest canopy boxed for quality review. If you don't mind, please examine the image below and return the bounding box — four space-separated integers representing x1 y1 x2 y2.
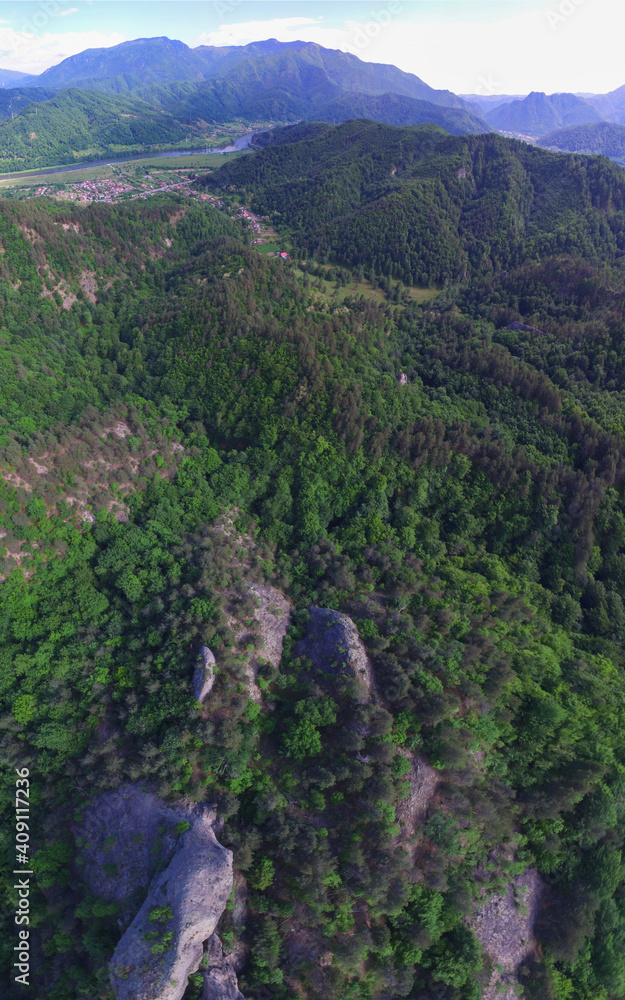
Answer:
2 124 625 1000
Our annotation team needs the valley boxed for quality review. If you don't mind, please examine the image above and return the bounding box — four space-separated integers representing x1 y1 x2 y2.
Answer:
2 20 625 1000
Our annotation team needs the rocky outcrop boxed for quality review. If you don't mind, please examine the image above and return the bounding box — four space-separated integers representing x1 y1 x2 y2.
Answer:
395 754 439 853
75 785 191 926
225 582 291 702
110 808 233 1000
297 606 374 699
248 583 290 671
473 867 543 1000
202 934 245 1000
193 646 216 702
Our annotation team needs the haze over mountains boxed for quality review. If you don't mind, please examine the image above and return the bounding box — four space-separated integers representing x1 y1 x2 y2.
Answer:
0 34 623 170
0 36 494 169
485 91 605 135
9 36 467 107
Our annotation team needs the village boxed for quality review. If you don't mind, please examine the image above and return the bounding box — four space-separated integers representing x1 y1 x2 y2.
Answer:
238 205 288 257
40 173 198 204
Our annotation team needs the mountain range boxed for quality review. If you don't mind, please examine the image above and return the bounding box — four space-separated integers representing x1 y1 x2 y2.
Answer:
5 35 625 169
485 90 605 135
0 36 496 169
12 36 469 109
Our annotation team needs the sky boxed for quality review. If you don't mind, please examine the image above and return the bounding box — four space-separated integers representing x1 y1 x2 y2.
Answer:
0 0 622 96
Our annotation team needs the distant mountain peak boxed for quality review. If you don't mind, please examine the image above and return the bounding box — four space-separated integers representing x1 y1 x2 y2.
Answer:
10 34 478 120
487 90 603 136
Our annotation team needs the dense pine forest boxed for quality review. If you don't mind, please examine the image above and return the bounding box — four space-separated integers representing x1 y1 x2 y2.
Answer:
3 121 625 1000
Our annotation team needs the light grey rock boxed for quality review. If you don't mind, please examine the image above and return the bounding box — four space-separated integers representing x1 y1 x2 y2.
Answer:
193 646 216 702
74 785 190 927
248 583 291 669
225 583 291 702
203 934 245 1000
110 809 233 1000
395 754 439 850
297 606 374 699
473 867 543 1000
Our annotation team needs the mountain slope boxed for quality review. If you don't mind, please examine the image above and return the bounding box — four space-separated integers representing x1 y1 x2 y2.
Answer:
15 35 478 116
487 90 603 135
538 121 625 164
0 86 55 120
0 74 487 174
206 119 625 285
586 83 625 123
308 91 490 134
205 39 469 108
0 88 194 170
144 63 489 135
460 92 527 110
18 36 213 92
0 67 29 86
4 170 625 1000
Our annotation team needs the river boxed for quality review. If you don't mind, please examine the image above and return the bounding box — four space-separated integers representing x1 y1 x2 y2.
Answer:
0 132 256 181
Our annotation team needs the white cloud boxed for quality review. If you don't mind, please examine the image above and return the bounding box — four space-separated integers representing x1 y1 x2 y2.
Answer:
58 8 79 17
197 17 322 48
0 28 125 76
197 1 625 96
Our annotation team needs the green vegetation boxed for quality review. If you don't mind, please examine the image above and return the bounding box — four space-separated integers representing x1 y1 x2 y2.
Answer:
0 88 198 171
538 121 625 166
0 37 493 175
2 121 625 1000
203 119 625 286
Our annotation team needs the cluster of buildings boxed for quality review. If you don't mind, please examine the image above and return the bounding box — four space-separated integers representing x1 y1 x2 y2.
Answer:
238 205 289 258
53 175 196 205
59 177 135 203
238 207 263 233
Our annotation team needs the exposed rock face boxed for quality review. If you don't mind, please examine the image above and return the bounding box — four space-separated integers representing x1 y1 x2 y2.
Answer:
248 583 290 670
225 582 291 702
75 785 190 926
110 809 233 1000
297 606 374 699
193 646 216 702
203 934 245 1000
395 754 439 853
473 867 543 1000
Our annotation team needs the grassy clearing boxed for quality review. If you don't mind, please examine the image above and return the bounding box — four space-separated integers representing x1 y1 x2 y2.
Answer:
292 267 438 306
408 284 440 303
127 151 247 171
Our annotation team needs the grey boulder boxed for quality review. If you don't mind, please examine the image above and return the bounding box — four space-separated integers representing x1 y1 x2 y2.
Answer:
193 646 216 702
297 606 375 699
203 934 245 1000
110 809 233 1000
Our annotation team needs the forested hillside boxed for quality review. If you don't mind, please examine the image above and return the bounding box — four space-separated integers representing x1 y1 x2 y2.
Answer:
144 73 488 136
206 119 625 285
538 121 625 165
0 88 200 171
0 49 488 174
3 127 625 1000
